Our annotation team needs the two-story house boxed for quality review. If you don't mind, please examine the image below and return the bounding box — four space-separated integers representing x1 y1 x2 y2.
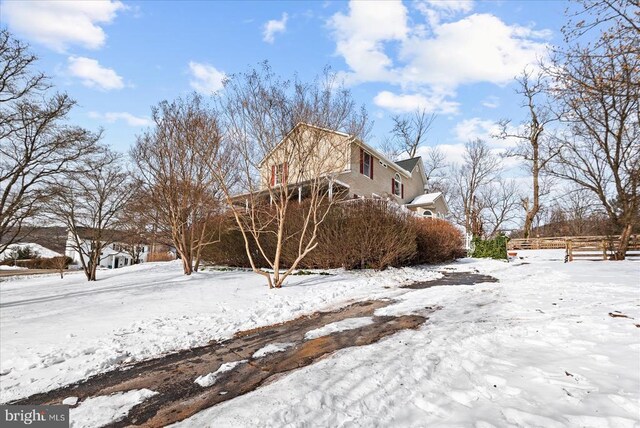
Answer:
258 123 448 218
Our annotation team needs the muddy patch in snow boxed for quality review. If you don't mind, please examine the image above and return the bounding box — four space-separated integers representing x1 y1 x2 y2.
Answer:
403 271 498 289
12 300 434 427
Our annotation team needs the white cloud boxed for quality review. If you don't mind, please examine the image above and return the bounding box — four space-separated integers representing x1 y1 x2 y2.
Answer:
454 118 498 142
399 14 549 90
425 0 473 14
188 62 225 94
263 13 288 44
3 0 125 52
329 1 408 83
88 111 152 127
416 143 467 166
67 56 124 90
482 96 500 109
373 90 458 114
416 0 474 28
328 1 550 113
453 117 521 149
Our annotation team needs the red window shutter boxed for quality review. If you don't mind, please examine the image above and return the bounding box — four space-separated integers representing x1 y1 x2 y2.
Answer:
271 165 275 186
401 183 404 198
370 156 374 179
391 178 394 194
283 162 288 183
360 148 364 174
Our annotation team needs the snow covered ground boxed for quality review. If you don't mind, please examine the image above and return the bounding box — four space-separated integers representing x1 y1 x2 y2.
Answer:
174 251 640 427
2 252 639 427
0 260 436 403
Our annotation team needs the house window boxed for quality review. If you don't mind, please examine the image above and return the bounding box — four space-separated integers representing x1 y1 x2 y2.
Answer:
422 209 434 218
359 148 374 179
393 173 403 198
271 162 288 185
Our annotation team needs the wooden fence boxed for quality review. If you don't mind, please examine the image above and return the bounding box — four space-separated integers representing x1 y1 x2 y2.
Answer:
508 235 640 261
566 235 640 261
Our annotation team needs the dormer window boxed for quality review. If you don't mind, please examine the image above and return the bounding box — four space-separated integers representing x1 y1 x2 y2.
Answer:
359 148 374 179
392 173 404 198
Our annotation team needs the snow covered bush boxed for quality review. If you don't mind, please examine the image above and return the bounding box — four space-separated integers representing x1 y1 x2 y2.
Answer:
411 218 465 264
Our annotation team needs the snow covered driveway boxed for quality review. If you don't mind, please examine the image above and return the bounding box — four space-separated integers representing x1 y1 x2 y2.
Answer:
2 252 639 427
176 252 640 427
0 261 436 403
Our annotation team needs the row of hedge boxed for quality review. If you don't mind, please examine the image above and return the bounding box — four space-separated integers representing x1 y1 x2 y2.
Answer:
202 199 465 270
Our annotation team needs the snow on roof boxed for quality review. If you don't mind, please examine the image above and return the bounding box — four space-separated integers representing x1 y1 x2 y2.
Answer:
407 192 442 206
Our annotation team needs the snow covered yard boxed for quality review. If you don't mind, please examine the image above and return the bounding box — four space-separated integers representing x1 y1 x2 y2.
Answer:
0 260 436 403
174 252 640 427
1 252 639 427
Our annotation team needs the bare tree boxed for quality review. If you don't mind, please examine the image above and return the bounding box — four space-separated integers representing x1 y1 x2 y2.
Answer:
498 70 559 239
449 139 502 237
478 178 522 237
390 109 436 159
563 0 639 44
379 136 402 161
117 190 155 265
0 30 102 253
212 64 369 288
548 4 639 259
48 151 136 281
51 256 69 279
132 93 230 275
423 146 448 192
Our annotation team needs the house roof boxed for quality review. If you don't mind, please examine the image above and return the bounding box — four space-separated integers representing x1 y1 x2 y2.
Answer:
407 192 443 206
395 157 421 173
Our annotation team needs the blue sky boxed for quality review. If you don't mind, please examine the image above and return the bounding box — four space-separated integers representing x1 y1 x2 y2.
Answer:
1 0 569 165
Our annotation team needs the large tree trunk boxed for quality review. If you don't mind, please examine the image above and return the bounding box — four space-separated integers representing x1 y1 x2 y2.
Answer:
615 223 633 260
85 255 98 281
180 249 193 275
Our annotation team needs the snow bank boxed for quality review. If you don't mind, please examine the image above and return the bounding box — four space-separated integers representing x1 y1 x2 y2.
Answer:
304 317 375 340
195 360 248 388
69 389 157 428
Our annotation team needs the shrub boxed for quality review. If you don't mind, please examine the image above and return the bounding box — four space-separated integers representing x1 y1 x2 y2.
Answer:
203 199 465 270
411 218 465 264
297 199 417 270
470 235 508 260
147 252 177 262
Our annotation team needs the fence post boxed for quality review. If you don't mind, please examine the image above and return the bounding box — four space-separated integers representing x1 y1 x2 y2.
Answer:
602 239 607 260
567 240 573 262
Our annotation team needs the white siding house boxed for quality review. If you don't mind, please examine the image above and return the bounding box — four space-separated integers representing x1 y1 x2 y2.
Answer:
65 231 150 269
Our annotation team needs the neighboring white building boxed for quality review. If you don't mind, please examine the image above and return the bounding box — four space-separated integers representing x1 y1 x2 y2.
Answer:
65 231 151 269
